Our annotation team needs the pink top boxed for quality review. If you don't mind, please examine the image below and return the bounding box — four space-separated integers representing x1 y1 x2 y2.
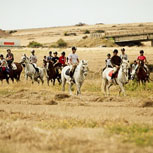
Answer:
137 56 146 61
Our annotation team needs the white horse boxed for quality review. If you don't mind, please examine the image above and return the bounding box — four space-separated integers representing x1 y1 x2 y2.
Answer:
102 60 130 96
61 60 88 95
21 54 44 84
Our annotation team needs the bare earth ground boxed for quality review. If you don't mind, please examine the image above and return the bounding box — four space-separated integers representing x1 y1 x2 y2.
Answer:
0 47 153 153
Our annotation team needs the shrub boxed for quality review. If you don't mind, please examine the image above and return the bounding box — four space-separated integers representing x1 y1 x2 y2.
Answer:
27 41 43 48
64 32 77 36
56 39 67 48
75 22 86 26
94 30 105 33
84 30 90 34
9 30 17 34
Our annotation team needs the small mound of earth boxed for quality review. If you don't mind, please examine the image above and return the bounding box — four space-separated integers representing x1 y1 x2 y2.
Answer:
54 93 70 100
141 100 153 107
46 100 58 105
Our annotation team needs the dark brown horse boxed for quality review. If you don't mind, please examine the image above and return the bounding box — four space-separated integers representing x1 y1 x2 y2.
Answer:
0 62 23 84
46 61 61 86
136 61 149 84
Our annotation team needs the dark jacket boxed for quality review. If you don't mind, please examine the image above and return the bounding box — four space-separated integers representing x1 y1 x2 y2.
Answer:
111 55 122 66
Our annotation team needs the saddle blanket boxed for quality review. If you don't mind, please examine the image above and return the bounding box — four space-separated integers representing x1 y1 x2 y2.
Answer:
108 70 118 78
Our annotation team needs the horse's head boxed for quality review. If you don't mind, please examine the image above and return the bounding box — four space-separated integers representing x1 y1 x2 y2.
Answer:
121 60 130 82
80 60 88 77
20 54 29 64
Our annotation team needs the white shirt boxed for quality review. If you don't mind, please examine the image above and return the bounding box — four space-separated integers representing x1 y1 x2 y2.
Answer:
105 58 112 67
68 53 78 65
120 54 128 60
30 55 37 63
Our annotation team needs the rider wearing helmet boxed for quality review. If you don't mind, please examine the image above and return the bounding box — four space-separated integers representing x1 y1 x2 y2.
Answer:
120 48 128 60
0 54 9 78
105 53 112 68
111 49 122 79
47 51 53 62
59 51 67 67
135 50 149 74
68 46 79 82
30 50 39 72
6 49 14 69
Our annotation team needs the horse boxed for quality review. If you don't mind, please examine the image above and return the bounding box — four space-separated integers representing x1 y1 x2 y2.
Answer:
61 60 88 95
20 54 44 84
11 62 23 81
131 61 149 84
102 59 130 96
45 61 61 86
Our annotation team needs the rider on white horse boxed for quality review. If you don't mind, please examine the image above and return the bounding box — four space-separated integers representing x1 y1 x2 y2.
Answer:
68 46 79 82
111 49 122 80
29 50 39 73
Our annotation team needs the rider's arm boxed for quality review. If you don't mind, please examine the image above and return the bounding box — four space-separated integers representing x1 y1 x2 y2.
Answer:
77 58 79 64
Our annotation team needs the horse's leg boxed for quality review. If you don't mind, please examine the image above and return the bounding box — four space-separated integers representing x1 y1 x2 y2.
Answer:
47 78 49 86
62 78 66 91
52 79 55 86
107 83 112 96
69 83 73 95
102 78 107 96
76 82 81 95
118 82 125 96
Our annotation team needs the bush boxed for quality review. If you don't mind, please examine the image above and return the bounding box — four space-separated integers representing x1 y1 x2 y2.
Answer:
75 22 86 26
84 30 90 34
27 41 43 48
95 30 105 33
64 32 77 36
56 39 67 48
9 30 17 34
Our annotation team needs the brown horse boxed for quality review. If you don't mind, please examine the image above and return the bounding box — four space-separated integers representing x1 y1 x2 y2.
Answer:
0 62 23 84
46 61 61 86
136 61 149 84
12 62 23 81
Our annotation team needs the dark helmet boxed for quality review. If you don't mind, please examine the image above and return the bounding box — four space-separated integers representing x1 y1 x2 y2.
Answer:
53 51 58 54
140 50 144 54
72 46 77 50
61 51 65 55
49 51 52 54
7 49 11 52
0 54 3 58
31 50 35 53
121 48 125 51
113 49 118 53
107 53 111 56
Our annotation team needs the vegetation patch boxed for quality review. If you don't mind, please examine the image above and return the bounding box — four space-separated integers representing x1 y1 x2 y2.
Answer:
107 124 153 146
27 41 43 48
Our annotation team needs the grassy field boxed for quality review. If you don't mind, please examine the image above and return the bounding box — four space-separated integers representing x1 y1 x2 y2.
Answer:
0 47 153 153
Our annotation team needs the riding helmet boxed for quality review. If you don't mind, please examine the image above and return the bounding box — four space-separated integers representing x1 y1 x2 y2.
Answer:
0 54 3 58
113 49 118 53
49 51 52 54
107 53 111 56
72 46 77 50
31 50 35 53
53 51 58 54
7 49 11 52
62 51 65 55
140 50 144 54
121 48 125 51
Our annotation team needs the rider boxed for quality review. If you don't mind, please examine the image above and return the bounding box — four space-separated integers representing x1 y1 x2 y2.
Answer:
29 50 39 72
47 51 53 62
120 48 128 60
105 53 112 68
59 51 67 67
0 54 9 78
6 49 14 69
52 52 59 66
68 46 79 82
111 49 122 79
135 50 149 75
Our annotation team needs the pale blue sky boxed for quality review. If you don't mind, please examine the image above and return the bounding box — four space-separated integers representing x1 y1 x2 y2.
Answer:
0 0 153 30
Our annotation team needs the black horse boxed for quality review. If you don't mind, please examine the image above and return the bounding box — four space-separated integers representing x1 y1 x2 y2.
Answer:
46 61 61 86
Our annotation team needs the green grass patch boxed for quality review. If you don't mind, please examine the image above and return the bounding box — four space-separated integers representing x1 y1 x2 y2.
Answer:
107 124 153 146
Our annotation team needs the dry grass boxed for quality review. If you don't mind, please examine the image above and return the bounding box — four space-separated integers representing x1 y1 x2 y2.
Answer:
0 46 153 153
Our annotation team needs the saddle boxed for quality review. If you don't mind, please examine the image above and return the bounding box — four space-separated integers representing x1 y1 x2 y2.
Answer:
31 64 39 72
109 70 118 78
11 63 17 70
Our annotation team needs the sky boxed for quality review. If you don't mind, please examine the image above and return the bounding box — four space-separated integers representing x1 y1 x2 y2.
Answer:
0 0 153 30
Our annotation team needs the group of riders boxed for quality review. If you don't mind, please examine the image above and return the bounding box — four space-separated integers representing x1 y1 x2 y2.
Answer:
105 48 149 80
0 47 149 82
0 47 79 81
